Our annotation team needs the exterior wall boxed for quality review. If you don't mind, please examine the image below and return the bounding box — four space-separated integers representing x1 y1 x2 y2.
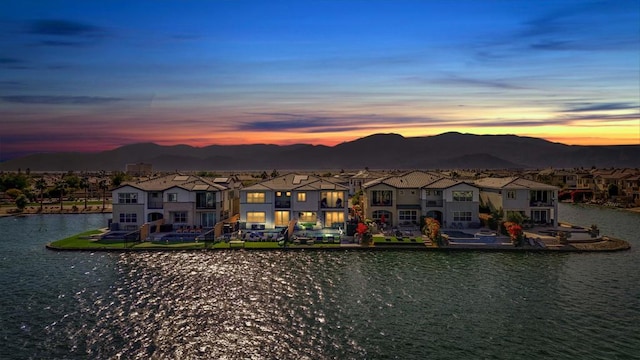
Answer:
292 190 320 211
112 204 145 230
479 189 503 212
397 188 420 206
112 185 146 229
442 184 480 228
363 184 396 225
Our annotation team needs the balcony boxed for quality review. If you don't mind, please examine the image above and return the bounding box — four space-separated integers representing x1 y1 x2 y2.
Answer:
275 200 291 209
425 200 443 207
530 201 554 207
147 200 163 209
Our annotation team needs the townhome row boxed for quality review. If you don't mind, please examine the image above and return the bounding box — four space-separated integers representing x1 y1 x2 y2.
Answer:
110 174 240 231
361 171 558 229
110 171 558 235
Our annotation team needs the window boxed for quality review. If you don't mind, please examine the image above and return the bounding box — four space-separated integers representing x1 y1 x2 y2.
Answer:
399 210 418 223
172 212 187 223
119 213 137 223
324 211 344 228
274 211 290 227
297 192 307 202
298 211 316 223
167 193 178 202
453 211 472 222
247 192 265 203
196 192 215 209
507 190 516 200
371 190 392 206
275 191 291 208
118 193 138 204
452 191 473 202
246 211 266 223
199 212 215 227
171 211 187 223
321 191 344 208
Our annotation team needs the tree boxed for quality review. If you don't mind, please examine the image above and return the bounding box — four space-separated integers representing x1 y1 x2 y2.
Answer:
422 217 442 246
80 176 89 210
99 179 109 210
15 194 28 212
503 221 524 246
608 184 619 198
270 169 279 178
35 178 46 211
55 179 67 211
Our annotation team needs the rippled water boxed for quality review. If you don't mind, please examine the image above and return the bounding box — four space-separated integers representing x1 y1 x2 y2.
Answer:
1 208 639 359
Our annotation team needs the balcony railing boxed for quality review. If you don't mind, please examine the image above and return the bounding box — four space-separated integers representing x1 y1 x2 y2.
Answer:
148 201 163 209
530 201 554 207
275 201 291 208
425 200 443 207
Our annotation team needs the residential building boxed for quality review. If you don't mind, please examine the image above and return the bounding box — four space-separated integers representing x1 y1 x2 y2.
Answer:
239 174 349 230
422 178 480 228
111 174 232 231
475 177 559 227
125 163 153 176
362 171 441 227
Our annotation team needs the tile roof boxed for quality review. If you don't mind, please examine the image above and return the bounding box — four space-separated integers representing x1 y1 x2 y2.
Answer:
117 174 228 192
242 173 349 191
363 170 441 189
474 177 558 190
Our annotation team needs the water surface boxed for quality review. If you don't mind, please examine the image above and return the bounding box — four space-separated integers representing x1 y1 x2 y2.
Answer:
0 206 638 359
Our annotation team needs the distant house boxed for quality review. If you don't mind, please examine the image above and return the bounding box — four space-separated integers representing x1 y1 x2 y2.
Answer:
111 174 233 231
239 173 349 230
125 163 153 176
475 177 559 226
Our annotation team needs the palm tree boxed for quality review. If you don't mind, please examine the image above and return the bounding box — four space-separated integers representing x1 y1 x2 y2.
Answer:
35 178 46 211
99 179 109 211
55 179 67 211
80 176 89 210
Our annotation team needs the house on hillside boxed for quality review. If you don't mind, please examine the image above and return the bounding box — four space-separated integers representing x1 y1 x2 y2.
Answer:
111 174 233 231
474 177 559 227
239 174 349 230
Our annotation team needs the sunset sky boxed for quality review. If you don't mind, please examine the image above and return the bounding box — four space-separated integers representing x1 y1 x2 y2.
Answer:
1 0 639 161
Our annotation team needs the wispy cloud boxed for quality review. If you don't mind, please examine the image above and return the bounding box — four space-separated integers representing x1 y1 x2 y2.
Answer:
563 102 640 112
1 95 123 105
25 19 108 47
29 19 105 37
429 75 528 90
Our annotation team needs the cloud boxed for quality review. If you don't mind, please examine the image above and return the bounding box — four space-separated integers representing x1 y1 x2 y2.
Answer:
430 75 528 90
1 95 123 105
563 102 640 112
29 19 105 37
25 19 108 47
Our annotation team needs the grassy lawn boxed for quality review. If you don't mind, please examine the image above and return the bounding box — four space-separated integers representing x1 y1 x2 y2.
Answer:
49 230 132 249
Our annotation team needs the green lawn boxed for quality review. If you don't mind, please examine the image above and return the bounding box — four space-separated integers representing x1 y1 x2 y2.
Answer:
49 230 133 249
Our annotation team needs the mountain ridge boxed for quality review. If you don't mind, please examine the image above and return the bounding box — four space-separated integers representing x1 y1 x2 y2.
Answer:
1 132 638 171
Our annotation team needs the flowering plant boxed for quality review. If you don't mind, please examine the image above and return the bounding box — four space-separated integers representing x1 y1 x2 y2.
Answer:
356 222 372 244
503 221 523 246
422 217 441 244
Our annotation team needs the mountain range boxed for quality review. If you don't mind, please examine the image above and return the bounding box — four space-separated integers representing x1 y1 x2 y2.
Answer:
1 132 639 171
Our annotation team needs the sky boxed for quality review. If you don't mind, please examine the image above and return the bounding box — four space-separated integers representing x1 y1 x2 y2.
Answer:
1 0 639 161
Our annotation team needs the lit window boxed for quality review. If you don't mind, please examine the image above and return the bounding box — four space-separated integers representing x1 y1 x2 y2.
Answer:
246 212 266 222
247 192 265 203
274 211 289 226
297 192 307 202
324 211 344 228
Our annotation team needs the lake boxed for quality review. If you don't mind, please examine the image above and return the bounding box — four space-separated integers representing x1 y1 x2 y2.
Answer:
1 203 638 359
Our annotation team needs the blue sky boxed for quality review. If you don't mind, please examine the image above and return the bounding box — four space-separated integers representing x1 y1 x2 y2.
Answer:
1 0 639 160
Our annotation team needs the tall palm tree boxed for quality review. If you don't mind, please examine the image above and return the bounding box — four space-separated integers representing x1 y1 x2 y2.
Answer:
56 179 67 211
80 176 89 210
35 178 46 211
99 179 109 211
